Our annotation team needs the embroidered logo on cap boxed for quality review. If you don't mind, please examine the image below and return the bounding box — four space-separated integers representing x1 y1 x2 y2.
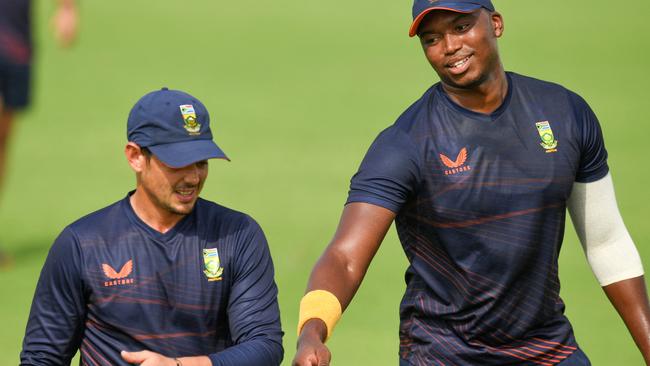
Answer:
180 104 201 135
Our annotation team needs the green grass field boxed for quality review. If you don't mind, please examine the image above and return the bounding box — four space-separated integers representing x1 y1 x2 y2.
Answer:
1 0 649 364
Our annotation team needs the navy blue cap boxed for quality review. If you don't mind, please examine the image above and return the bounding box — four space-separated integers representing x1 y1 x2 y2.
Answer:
410 0 495 37
127 88 229 168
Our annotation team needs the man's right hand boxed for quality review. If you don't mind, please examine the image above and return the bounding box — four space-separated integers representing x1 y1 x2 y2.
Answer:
293 319 331 366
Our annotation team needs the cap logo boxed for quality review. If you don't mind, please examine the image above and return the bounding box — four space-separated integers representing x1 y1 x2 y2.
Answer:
179 104 201 135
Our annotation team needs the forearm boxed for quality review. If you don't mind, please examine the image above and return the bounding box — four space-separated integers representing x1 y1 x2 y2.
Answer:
298 253 365 344
603 276 650 364
298 203 395 344
208 338 283 366
306 202 395 311
568 175 644 286
123 339 282 366
306 247 368 312
299 318 329 343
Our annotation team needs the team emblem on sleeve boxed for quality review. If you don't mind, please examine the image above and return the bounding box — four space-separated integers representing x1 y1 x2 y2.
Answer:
179 104 202 135
535 121 558 153
203 248 224 281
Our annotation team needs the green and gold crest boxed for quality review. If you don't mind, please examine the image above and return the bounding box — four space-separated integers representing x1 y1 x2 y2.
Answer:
180 104 201 135
203 248 223 281
535 121 558 152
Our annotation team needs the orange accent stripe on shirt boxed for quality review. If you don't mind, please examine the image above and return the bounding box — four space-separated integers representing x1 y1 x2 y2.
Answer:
81 339 111 366
429 203 563 228
94 295 214 311
519 346 569 363
79 348 101 366
532 337 578 350
133 330 217 340
528 341 575 355
496 349 553 366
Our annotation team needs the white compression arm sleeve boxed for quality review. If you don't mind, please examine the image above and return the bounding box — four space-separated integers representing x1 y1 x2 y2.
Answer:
567 173 644 286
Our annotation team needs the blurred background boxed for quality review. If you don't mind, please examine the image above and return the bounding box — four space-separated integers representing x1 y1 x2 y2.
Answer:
1 0 649 364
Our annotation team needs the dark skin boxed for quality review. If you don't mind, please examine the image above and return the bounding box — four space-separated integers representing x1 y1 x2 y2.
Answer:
418 9 507 114
293 8 650 366
604 277 650 364
294 203 395 366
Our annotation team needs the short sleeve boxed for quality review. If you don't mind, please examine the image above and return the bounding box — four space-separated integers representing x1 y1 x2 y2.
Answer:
346 127 421 213
570 92 609 183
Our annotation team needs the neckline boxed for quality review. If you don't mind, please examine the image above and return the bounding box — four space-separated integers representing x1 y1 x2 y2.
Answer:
122 191 196 242
435 72 513 122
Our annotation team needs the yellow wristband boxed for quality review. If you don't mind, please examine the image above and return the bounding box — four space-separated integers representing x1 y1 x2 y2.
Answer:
297 290 342 341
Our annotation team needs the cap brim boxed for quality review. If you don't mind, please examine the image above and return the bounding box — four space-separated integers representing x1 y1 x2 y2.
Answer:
148 139 230 168
409 4 482 37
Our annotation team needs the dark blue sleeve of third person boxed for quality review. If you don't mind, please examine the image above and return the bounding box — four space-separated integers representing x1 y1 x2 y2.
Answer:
346 126 422 213
20 227 87 366
208 217 283 366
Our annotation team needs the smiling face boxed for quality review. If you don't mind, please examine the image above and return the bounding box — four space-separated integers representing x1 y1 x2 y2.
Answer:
138 152 208 217
417 9 504 90
126 143 209 227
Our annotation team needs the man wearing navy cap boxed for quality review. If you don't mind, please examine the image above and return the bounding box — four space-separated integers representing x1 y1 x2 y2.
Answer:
294 1 650 365
20 88 284 366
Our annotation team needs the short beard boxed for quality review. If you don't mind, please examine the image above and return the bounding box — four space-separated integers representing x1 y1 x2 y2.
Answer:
143 185 196 216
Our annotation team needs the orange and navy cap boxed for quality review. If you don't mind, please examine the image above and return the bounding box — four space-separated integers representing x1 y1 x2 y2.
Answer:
410 0 495 37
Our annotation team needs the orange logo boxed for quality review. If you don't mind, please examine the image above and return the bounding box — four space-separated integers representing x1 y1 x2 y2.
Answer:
102 259 135 287
439 147 472 175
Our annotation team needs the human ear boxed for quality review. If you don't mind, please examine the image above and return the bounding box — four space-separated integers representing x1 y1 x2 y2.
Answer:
125 142 146 173
491 12 504 38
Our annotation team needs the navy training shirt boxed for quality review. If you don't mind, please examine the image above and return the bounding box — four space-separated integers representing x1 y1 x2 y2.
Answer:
0 0 32 64
347 72 608 365
20 194 284 366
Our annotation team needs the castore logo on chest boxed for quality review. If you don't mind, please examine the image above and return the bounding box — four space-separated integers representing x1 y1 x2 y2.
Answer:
439 147 472 175
102 259 135 287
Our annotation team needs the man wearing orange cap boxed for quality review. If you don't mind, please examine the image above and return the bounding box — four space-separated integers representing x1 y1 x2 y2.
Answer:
293 1 650 365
